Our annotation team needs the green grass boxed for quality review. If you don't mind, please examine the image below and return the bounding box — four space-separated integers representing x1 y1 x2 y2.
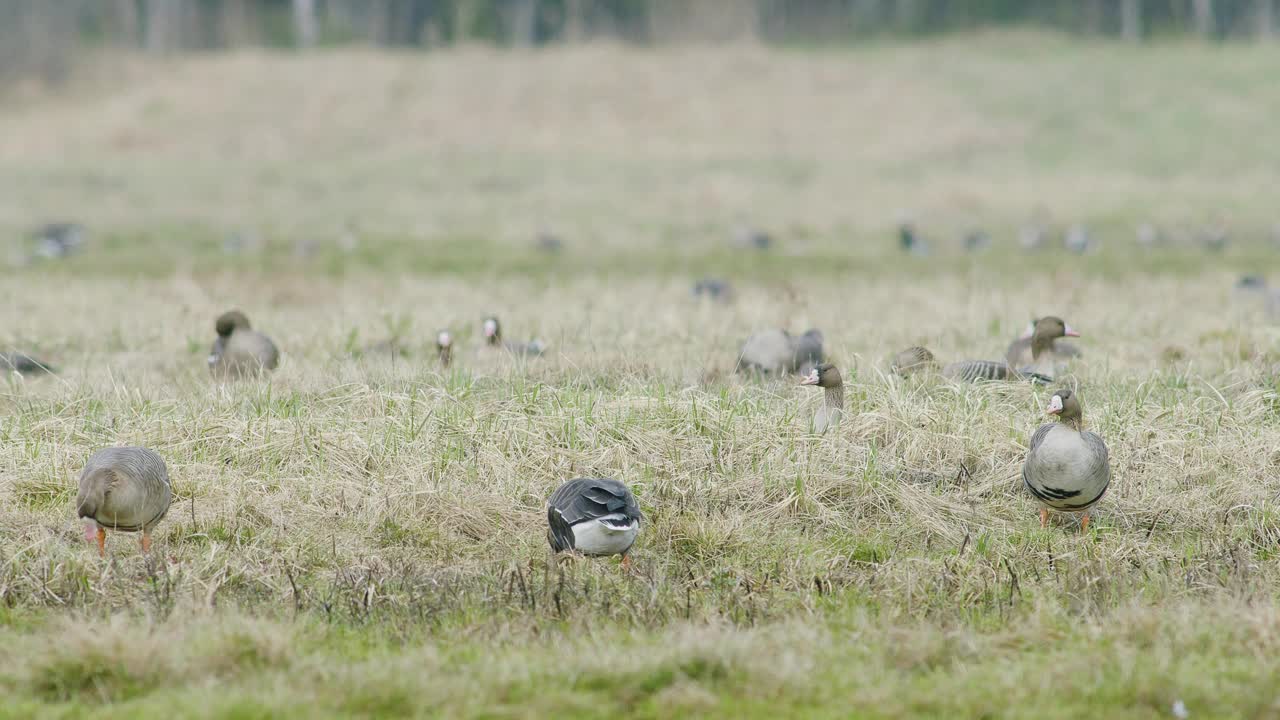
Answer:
3 31 1280 718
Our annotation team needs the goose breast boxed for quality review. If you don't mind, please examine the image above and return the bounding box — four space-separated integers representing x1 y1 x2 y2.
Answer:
1023 424 1110 511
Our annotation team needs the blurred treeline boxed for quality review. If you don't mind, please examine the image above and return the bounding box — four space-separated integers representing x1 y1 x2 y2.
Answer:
2 0 1277 84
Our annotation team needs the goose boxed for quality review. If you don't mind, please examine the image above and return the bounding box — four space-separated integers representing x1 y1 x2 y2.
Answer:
76 447 172 556
737 329 825 376
208 310 280 378
940 317 1077 384
1005 317 1083 369
1063 224 1093 254
436 330 453 368
546 478 642 569
1022 389 1110 532
32 222 86 260
963 230 991 253
898 222 929 256
1136 223 1161 249
800 363 844 433
692 278 733 302
0 351 56 375
889 346 937 377
482 316 545 357
732 226 772 251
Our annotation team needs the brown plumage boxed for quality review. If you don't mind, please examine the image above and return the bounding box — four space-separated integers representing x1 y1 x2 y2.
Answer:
76 447 172 556
800 363 844 433
208 310 280 378
889 346 937 377
1006 318 1082 369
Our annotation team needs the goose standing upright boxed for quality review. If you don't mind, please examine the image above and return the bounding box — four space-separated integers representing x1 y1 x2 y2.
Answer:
208 310 280 378
436 330 453 368
546 478 642 569
1005 317 1082 369
1023 389 1110 532
76 447 172 556
800 363 844 433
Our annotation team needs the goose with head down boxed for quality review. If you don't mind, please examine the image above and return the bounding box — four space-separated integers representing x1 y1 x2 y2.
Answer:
546 478 642 570
76 447 172 557
209 310 279 378
0 351 56 376
800 363 844 433
1022 388 1110 532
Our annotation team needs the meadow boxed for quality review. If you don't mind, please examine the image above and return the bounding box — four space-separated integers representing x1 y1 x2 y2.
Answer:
3 32 1280 718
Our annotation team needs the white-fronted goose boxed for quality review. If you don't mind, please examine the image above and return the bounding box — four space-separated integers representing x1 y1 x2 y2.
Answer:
1 351 56 375
889 346 937 377
942 316 1076 384
546 478 642 569
800 363 844 433
1006 317 1082 369
436 330 453 368
209 310 280 378
482 316 545 357
1063 224 1093 254
76 446 172 556
737 329 825 376
1023 389 1110 532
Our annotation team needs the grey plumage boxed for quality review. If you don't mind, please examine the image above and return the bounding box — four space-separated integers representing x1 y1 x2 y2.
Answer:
483 316 545 357
692 278 733 302
76 447 171 555
32 222 86 259
737 328 825 376
1005 319 1082 369
1022 389 1111 520
942 359 1011 382
546 478 642 556
209 310 279 378
889 346 937 376
791 329 825 375
0 351 56 375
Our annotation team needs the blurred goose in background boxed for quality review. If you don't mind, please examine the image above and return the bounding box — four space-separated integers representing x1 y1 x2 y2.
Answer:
547 478 642 570
1 351 56 376
1236 274 1267 292
732 225 773 251
1006 317 1082 369
1023 389 1110 532
482 316 545 357
1199 221 1229 254
1063 224 1093 254
889 346 937 377
963 230 991 253
737 328 825 375
1136 223 1161 250
800 363 844 433
938 317 1076 384
76 447 172 557
32 222 87 260
692 278 734 302
209 310 280 378
436 330 453 368
535 231 563 254
898 221 929 256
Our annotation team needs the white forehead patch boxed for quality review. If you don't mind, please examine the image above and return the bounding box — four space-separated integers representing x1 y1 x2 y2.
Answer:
483 319 497 334
1047 394 1064 413
437 331 452 346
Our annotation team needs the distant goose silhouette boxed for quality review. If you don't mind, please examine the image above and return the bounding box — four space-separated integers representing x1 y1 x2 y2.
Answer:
0 351 56 376
483 316 545 357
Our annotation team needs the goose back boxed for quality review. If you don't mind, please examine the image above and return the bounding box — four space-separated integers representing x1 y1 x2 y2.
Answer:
546 478 641 556
0 351 56 375
210 328 279 378
890 346 936 376
76 447 172 532
942 360 1010 382
737 329 793 375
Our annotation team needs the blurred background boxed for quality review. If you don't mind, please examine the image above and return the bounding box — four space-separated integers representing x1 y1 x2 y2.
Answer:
2 0 1278 276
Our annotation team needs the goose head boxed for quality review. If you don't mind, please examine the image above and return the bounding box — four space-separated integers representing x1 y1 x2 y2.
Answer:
215 310 252 337
436 330 453 367
482 316 501 345
1046 388 1084 427
1029 316 1078 356
800 363 842 389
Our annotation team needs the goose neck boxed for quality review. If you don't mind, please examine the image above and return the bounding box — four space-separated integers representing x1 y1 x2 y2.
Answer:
825 385 845 411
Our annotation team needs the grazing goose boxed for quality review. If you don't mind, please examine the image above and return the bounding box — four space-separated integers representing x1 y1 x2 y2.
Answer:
32 222 87 260
800 363 844 433
889 346 937 377
963 230 991 253
546 478 642 569
482 316 545 357
436 330 453 368
0 351 56 375
1022 389 1110 532
208 310 280 378
692 278 733 302
943 317 1076 384
76 447 172 556
737 329 825 376
1005 317 1083 369
898 222 929 256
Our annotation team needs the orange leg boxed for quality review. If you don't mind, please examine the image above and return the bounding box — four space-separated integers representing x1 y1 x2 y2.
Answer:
1040 508 1049 528
620 554 632 572
96 527 106 557
141 531 152 553
1080 513 1091 534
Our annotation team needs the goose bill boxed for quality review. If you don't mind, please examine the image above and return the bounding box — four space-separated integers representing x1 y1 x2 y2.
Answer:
1047 394 1064 415
1063 325 1081 337
800 368 820 385
82 519 99 542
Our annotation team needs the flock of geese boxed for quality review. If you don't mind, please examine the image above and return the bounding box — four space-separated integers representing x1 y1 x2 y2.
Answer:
9 309 1104 567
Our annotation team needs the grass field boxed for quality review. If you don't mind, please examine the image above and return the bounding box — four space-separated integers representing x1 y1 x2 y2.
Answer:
4 32 1280 718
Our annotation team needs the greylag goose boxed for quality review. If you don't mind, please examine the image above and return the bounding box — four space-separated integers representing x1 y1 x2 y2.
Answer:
436 330 453 368
76 447 172 556
209 310 280 378
737 329 825 376
546 478 642 569
1005 317 1082 369
800 363 844 433
1022 389 1110 532
889 346 937 377
1 351 56 375
482 316 545 357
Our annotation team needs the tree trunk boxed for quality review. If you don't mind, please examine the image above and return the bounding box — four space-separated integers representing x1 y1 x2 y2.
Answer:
293 0 319 48
1121 0 1142 41
1193 0 1215 38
